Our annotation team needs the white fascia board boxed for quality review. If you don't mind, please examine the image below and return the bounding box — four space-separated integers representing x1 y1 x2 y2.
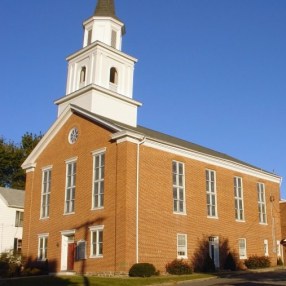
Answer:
144 138 281 184
54 84 142 107
21 107 73 170
111 130 145 143
66 41 137 63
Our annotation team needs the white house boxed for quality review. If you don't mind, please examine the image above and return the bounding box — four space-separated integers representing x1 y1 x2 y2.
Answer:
0 187 24 254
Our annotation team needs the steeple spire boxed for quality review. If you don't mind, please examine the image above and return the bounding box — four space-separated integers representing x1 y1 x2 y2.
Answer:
94 0 118 20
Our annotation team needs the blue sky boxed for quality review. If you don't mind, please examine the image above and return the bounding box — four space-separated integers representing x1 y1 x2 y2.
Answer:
1 1 286 197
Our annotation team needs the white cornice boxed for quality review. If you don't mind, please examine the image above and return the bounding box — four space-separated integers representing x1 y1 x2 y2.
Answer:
21 107 73 170
111 130 145 143
66 40 137 63
54 84 142 107
21 105 124 170
143 138 281 184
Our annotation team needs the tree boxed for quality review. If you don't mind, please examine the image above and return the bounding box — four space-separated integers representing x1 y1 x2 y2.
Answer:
0 133 42 189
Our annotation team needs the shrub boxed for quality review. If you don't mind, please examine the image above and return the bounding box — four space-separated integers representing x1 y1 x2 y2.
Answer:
277 257 283 266
223 252 237 271
244 255 271 269
0 252 22 278
23 259 49 276
166 259 192 275
203 254 216 272
129 263 156 277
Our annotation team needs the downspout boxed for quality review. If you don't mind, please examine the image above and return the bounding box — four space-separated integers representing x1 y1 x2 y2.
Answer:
136 137 146 264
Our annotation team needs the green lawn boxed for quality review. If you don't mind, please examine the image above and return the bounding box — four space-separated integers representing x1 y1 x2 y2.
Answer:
0 273 213 286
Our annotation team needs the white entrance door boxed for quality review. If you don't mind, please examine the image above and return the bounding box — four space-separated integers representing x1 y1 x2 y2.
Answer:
209 236 220 269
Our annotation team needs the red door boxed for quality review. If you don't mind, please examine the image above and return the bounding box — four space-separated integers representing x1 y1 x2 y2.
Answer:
67 243 75 271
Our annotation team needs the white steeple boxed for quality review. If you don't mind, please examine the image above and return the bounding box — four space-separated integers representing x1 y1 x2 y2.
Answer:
55 0 141 127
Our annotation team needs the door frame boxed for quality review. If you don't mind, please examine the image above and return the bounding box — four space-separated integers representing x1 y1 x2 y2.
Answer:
60 230 76 271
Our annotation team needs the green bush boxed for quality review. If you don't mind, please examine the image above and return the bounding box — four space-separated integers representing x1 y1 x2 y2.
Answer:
223 252 237 271
129 263 156 277
244 255 271 269
277 257 283 266
166 259 192 275
0 252 22 278
203 254 216 272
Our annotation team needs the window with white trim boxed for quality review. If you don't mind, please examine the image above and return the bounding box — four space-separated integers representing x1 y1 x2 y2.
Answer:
257 183 267 224
172 161 185 214
15 211 24 227
41 168 51 218
92 152 105 209
14 238 22 254
65 160 76 214
238 238 247 259
38 235 48 260
177 234 187 259
264 239 269 256
234 177 244 221
90 226 104 258
206 169 217 217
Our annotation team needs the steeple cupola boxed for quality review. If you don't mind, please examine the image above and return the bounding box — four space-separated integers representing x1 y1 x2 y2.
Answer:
55 0 141 127
83 0 125 50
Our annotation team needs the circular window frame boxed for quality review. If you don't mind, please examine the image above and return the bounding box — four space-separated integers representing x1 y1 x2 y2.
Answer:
68 128 79 144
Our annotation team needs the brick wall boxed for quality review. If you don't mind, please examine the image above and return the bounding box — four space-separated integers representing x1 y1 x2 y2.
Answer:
22 113 282 274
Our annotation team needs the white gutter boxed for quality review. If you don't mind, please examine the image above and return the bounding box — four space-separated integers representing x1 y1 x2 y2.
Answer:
136 137 146 263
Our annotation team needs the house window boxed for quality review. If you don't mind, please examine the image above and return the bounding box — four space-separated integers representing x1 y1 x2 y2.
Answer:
238 238 247 259
257 183 267 224
111 30 117 48
172 161 185 214
234 177 244 221
177 234 187 259
15 211 24 227
264 239 269 256
41 168 51 218
92 151 105 209
90 226 104 258
38 235 48 260
65 160 77 214
14 238 22 254
206 169 217 217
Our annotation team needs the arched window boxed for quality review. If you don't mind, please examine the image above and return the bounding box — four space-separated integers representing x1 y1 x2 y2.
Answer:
109 67 118 84
80 66 87 84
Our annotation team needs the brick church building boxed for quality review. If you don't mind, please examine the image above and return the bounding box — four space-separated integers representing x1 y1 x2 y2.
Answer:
22 0 282 274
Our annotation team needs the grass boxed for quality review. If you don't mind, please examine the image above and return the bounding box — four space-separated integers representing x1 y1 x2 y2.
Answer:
0 273 213 286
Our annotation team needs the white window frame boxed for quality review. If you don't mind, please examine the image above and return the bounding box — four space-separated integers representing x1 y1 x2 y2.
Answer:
92 150 105 210
41 167 52 219
234 177 244 221
65 158 77 214
257 183 267 224
206 169 217 218
238 238 247 259
89 225 104 258
38 234 48 261
15 210 24 227
177 234 187 259
264 239 269 256
172 161 186 214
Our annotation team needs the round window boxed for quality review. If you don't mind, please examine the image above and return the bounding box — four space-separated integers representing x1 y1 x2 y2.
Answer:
68 128 79 144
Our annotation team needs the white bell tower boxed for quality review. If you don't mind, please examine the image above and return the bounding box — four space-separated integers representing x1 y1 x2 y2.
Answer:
55 0 141 127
